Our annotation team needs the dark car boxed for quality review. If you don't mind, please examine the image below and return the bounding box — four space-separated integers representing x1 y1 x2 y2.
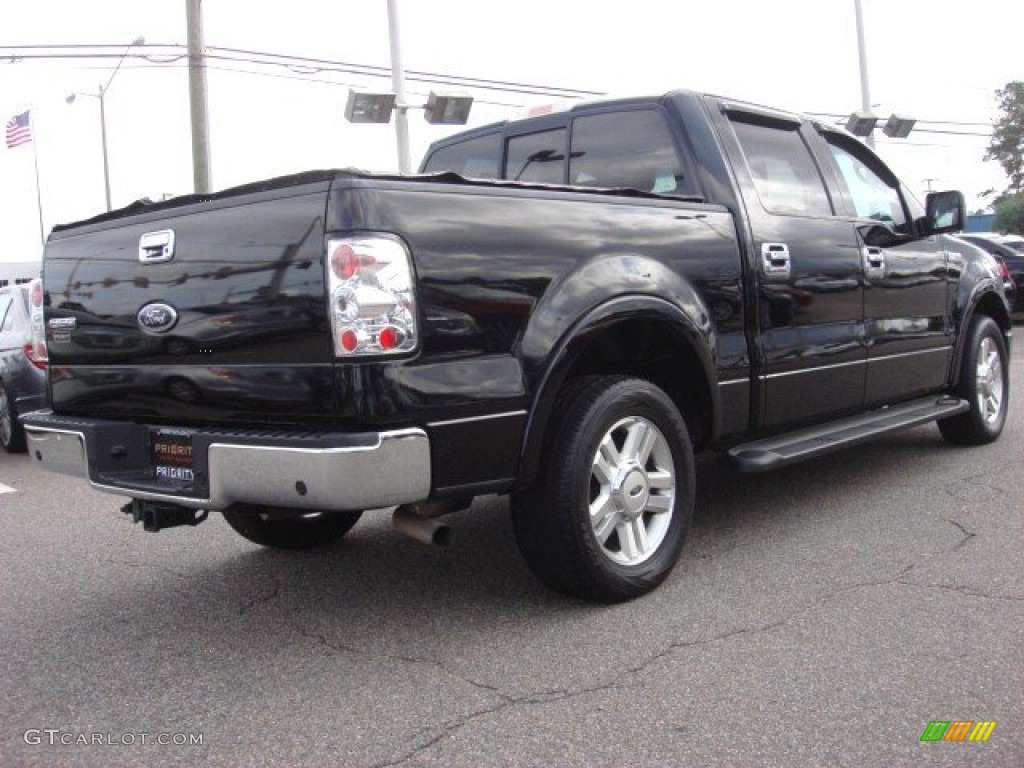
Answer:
0 280 47 452
956 232 1024 312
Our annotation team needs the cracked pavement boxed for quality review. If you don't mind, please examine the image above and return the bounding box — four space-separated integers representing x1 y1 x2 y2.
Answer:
2 355 1021 767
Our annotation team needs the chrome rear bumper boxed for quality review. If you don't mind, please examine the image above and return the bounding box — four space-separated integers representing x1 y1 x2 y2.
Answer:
23 412 431 511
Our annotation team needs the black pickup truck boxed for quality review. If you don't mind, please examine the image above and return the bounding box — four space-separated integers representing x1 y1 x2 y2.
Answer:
23 89 1011 601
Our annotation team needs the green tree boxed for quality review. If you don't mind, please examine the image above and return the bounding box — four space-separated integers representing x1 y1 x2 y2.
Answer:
985 81 1024 195
993 193 1024 235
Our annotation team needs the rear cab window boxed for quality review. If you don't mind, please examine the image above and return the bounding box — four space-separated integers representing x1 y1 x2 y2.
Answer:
421 131 502 179
506 128 567 184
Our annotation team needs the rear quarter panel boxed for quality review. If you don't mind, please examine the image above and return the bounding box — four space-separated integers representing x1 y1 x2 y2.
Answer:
328 177 748 491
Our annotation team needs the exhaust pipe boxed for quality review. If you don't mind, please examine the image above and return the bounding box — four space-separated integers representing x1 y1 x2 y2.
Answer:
392 504 454 547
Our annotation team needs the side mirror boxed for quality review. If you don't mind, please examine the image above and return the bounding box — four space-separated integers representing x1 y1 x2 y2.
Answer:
924 190 965 234
858 222 903 248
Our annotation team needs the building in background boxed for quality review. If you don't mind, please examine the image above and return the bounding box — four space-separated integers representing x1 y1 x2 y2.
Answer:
965 213 996 232
0 260 41 287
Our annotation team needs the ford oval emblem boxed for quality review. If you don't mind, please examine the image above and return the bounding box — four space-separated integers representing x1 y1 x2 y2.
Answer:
137 303 179 334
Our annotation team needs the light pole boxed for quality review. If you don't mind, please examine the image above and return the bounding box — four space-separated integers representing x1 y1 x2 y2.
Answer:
66 36 144 211
386 0 411 173
853 0 874 148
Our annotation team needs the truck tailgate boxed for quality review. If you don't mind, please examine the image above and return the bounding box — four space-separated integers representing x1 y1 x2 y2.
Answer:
43 179 333 425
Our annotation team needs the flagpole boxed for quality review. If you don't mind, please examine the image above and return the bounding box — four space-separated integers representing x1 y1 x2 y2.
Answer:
30 133 45 246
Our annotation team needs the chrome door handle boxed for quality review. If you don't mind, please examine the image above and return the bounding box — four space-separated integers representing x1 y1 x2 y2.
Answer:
863 246 885 277
761 243 791 278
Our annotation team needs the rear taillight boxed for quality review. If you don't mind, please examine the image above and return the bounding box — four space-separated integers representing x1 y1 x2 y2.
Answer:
24 343 47 370
27 277 48 368
326 235 417 357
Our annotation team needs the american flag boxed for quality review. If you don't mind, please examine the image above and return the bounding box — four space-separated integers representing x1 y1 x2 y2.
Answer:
5 110 32 149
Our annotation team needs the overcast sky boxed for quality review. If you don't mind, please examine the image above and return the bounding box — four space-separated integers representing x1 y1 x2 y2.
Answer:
2 0 1021 265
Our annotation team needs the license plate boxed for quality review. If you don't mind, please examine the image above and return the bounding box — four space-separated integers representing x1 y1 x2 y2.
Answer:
151 430 195 484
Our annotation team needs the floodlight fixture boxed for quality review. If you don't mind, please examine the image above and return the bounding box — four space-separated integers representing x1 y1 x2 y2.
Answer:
424 92 474 125
882 113 916 139
345 91 396 124
845 110 879 137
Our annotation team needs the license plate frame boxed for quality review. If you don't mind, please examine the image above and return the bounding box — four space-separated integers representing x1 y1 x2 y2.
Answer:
150 429 196 485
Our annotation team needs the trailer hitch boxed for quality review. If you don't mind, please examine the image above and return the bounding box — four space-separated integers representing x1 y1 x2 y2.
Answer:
121 500 209 532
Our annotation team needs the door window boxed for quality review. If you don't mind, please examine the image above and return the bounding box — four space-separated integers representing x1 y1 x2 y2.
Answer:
0 294 13 332
826 137 909 232
569 110 687 194
730 118 833 217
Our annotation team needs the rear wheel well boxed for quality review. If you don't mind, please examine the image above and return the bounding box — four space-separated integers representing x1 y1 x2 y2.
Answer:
558 319 713 449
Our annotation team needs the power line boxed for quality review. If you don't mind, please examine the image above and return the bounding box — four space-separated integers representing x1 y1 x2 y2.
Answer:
806 110 993 131
2 43 1002 130
0 43 605 100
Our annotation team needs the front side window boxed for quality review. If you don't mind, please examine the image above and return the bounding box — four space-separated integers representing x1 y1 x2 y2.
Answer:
827 137 908 232
569 110 686 194
730 118 833 217
505 129 567 184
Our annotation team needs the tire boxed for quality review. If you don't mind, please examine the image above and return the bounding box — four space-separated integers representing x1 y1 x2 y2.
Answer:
512 376 695 602
222 505 363 550
939 315 1008 445
0 384 27 453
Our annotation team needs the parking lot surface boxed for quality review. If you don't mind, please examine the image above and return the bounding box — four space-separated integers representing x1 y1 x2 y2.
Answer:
2 357 1022 767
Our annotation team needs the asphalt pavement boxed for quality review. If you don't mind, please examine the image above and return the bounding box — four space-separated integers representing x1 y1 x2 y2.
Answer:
1 356 1022 767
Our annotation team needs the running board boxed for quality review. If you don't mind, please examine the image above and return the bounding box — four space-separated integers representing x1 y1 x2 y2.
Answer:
728 396 969 472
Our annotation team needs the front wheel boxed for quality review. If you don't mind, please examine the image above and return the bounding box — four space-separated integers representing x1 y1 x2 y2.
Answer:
222 505 363 550
512 376 695 602
939 315 1009 445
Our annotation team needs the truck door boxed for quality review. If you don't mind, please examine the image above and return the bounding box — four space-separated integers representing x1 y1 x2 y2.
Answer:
817 132 953 407
715 106 866 430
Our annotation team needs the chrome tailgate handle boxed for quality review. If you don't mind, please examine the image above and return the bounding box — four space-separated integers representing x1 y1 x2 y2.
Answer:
761 242 791 278
139 230 175 264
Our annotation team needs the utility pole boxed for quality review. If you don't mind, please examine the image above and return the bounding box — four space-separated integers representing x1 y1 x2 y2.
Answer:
853 0 874 148
387 0 412 174
187 0 212 193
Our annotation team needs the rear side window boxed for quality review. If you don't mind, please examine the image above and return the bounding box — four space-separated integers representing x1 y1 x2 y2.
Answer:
505 129 566 184
422 133 501 179
730 118 833 217
569 110 685 194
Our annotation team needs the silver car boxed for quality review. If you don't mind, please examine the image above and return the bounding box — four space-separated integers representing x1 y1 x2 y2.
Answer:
0 280 47 452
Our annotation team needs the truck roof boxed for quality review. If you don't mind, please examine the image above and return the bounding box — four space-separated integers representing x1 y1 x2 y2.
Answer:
422 88 820 161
